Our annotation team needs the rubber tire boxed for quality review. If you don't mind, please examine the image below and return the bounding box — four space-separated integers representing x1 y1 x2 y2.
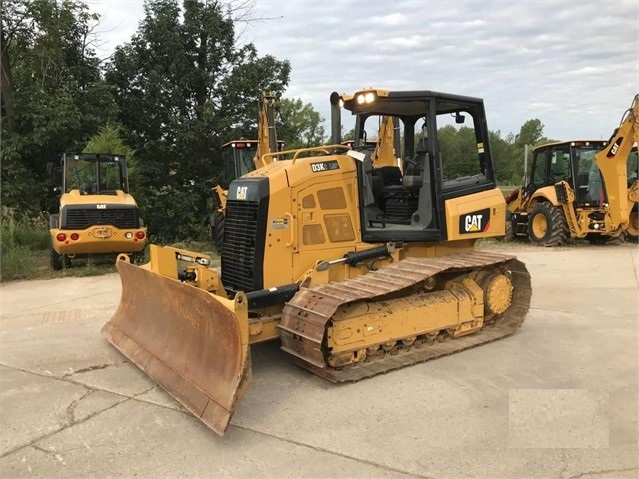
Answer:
504 220 515 241
586 234 612 245
212 211 225 253
51 248 63 271
497 220 515 242
50 215 65 271
624 210 638 243
527 203 569 246
624 232 638 243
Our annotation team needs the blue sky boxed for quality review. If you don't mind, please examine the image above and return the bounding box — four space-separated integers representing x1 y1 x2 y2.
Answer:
87 0 638 141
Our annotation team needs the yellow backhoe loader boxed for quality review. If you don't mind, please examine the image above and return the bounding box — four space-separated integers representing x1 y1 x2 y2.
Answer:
505 94 639 245
341 115 403 169
625 145 638 242
102 88 532 436
49 153 147 270
210 92 282 250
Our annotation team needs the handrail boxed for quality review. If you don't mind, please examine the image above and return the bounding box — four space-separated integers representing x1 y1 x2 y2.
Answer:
261 144 351 165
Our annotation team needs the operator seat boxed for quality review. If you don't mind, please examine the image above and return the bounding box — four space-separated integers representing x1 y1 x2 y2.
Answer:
81 182 96 195
403 138 428 189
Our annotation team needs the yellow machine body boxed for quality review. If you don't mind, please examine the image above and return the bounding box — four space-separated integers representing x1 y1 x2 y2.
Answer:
51 190 146 255
506 95 639 245
103 88 532 436
50 153 146 269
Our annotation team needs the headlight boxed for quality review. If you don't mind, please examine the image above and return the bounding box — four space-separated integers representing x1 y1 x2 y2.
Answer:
357 95 365 104
125 232 133 239
365 92 375 103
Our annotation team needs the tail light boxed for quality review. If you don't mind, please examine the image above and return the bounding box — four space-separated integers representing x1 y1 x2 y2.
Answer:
56 233 67 242
70 233 80 241
136 231 146 240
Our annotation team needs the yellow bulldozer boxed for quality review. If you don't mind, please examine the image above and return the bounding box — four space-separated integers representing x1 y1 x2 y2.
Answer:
504 94 639 245
49 153 147 270
102 88 533 436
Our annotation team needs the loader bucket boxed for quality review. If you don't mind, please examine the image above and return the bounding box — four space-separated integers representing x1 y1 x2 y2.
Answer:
101 260 251 436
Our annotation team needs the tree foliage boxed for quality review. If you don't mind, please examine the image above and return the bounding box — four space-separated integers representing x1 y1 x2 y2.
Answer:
438 125 479 179
1 0 117 214
84 124 135 157
435 119 556 184
104 0 290 242
276 98 326 150
83 124 141 191
0 0 560 244
507 119 556 183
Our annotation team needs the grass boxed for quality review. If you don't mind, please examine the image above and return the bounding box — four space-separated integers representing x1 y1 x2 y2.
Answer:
2 205 630 283
0 207 219 283
1 241 121 282
1 208 51 281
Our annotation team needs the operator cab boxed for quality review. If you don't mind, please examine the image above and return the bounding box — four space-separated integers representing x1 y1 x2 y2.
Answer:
220 139 285 187
63 153 129 196
528 141 608 207
333 89 497 243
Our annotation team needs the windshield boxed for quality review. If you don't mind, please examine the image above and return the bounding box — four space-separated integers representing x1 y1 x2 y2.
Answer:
65 156 128 194
221 144 258 186
628 147 638 183
574 144 606 203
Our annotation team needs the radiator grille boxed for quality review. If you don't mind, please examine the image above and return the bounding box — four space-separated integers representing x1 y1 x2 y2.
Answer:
221 200 260 292
62 206 139 229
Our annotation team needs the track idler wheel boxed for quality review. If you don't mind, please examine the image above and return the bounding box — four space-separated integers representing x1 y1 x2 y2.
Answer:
479 273 513 314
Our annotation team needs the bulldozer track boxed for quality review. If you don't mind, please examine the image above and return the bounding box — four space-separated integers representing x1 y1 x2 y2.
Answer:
278 251 532 382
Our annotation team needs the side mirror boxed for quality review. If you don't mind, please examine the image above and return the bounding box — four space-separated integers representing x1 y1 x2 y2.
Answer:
455 113 466 124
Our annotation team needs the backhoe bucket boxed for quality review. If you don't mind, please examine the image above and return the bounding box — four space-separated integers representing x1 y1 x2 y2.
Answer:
101 259 251 436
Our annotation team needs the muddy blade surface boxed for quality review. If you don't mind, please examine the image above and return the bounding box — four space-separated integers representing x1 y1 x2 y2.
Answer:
101 261 251 436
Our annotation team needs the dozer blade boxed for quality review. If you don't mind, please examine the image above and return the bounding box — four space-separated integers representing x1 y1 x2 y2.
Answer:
101 260 251 436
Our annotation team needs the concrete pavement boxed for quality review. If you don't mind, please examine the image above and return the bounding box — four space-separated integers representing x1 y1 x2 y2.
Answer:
0 244 637 478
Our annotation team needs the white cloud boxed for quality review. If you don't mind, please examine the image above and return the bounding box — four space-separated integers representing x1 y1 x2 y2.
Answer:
369 12 410 27
86 0 146 58
87 0 639 140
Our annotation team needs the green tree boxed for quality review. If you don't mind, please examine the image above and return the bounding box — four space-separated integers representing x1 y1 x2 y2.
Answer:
341 128 356 143
490 130 516 183
1 0 116 215
83 124 141 191
437 125 478 178
84 124 134 157
509 119 555 183
105 0 290 242
276 98 326 150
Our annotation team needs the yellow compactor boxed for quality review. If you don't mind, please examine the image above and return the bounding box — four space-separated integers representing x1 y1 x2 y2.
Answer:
102 88 533 436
